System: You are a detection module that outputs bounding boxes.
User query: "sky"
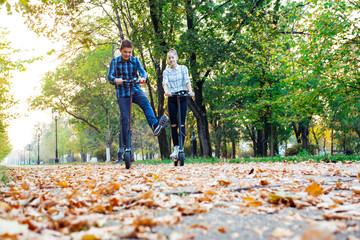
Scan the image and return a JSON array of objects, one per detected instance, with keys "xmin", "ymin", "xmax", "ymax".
[{"xmin": 1, "ymin": 9, "xmax": 62, "ymax": 151}]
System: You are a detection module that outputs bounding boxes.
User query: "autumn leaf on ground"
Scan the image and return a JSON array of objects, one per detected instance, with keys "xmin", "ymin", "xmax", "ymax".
[
  {"xmin": 243, "ymin": 197, "xmax": 263, "ymax": 207},
  {"xmin": 352, "ymin": 186, "xmax": 360, "ymax": 194},
  {"xmin": 56, "ymin": 180, "xmax": 70, "ymax": 187},
  {"xmin": 218, "ymin": 180, "xmax": 231, "ymax": 187},
  {"xmin": 260, "ymin": 179, "xmax": 270, "ymax": 185},
  {"xmin": 153, "ymin": 174, "xmax": 159, "ymax": 181},
  {"xmin": 0, "ymin": 201, "xmax": 11, "ymax": 212},
  {"xmin": 305, "ymin": 182, "xmax": 323, "ymax": 197}
]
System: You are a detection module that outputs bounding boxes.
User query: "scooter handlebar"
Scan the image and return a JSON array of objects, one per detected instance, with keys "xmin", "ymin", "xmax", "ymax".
[
  {"xmin": 121, "ymin": 77, "xmax": 147, "ymax": 84},
  {"xmin": 171, "ymin": 91, "xmax": 190, "ymax": 97}
]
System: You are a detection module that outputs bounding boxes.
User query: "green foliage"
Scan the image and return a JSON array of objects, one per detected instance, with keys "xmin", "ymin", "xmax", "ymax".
[
  {"xmin": 13, "ymin": 0, "xmax": 360, "ymax": 159},
  {"xmin": 30, "ymin": 45, "xmax": 119, "ymax": 151},
  {"xmin": 0, "ymin": 165, "xmax": 10, "ymax": 186},
  {"xmin": 0, "ymin": 131, "xmax": 12, "ymax": 162}
]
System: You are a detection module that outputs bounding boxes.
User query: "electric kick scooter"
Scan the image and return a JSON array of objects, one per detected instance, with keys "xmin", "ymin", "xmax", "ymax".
[
  {"xmin": 118, "ymin": 77, "xmax": 146, "ymax": 169},
  {"xmin": 171, "ymin": 91, "xmax": 190, "ymax": 166}
]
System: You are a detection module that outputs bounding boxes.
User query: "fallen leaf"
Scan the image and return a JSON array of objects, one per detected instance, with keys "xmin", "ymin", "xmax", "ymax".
[
  {"xmin": 56, "ymin": 180, "xmax": 70, "ymax": 187},
  {"xmin": 352, "ymin": 186, "xmax": 360, "ymax": 194},
  {"xmin": 187, "ymin": 224, "xmax": 208, "ymax": 230},
  {"xmin": 81, "ymin": 234, "xmax": 100, "ymax": 240},
  {"xmin": 260, "ymin": 179, "xmax": 270, "ymax": 185},
  {"xmin": 218, "ymin": 180, "xmax": 231, "ymax": 187},
  {"xmin": 0, "ymin": 201, "xmax": 11, "ymax": 212},
  {"xmin": 305, "ymin": 182, "xmax": 323, "ymax": 197}
]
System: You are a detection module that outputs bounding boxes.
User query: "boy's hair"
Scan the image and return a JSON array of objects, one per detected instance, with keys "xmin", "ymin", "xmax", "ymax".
[{"xmin": 120, "ymin": 39, "xmax": 133, "ymax": 49}]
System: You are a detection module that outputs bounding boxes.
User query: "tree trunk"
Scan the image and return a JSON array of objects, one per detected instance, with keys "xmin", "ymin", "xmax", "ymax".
[
  {"xmin": 263, "ymin": 122, "xmax": 268, "ymax": 157},
  {"xmin": 222, "ymin": 127, "xmax": 227, "ymax": 158},
  {"xmin": 106, "ymin": 144, "xmax": 111, "ymax": 162},
  {"xmin": 188, "ymin": 99, "xmax": 212, "ymax": 157},
  {"xmin": 213, "ymin": 120, "xmax": 221, "ymax": 158},
  {"xmin": 231, "ymin": 138, "xmax": 236, "ymax": 159},
  {"xmin": 331, "ymin": 129, "xmax": 334, "ymax": 156},
  {"xmin": 292, "ymin": 116, "xmax": 312, "ymax": 151},
  {"xmin": 185, "ymin": 0, "xmax": 212, "ymax": 157},
  {"xmin": 301, "ymin": 124, "xmax": 309, "ymax": 150},
  {"xmin": 311, "ymin": 127, "xmax": 319, "ymax": 155},
  {"xmin": 246, "ymin": 125, "xmax": 257, "ymax": 156},
  {"xmin": 292, "ymin": 122, "xmax": 302, "ymax": 144},
  {"xmin": 270, "ymin": 122, "xmax": 274, "ymax": 157},
  {"xmin": 148, "ymin": 0, "xmax": 170, "ymax": 159},
  {"xmin": 256, "ymin": 129, "xmax": 263, "ymax": 157}
]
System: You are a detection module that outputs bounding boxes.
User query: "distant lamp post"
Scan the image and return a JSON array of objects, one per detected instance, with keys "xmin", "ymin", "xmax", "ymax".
[
  {"xmin": 37, "ymin": 128, "xmax": 42, "ymax": 165},
  {"xmin": 53, "ymin": 111, "xmax": 60, "ymax": 163}
]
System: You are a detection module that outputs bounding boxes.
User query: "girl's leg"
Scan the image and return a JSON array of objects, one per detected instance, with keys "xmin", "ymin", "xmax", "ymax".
[
  {"xmin": 168, "ymin": 96, "xmax": 179, "ymax": 146},
  {"xmin": 179, "ymin": 97, "xmax": 187, "ymax": 146}
]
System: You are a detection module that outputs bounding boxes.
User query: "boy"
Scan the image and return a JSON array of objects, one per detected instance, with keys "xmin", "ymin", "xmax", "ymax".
[{"xmin": 107, "ymin": 39, "xmax": 168, "ymax": 161}]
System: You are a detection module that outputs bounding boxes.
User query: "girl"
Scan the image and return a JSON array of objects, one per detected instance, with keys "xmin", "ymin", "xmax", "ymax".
[{"xmin": 163, "ymin": 48, "xmax": 195, "ymax": 158}]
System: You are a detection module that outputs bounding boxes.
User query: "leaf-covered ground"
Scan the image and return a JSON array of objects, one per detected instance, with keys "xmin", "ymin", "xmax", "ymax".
[{"xmin": 0, "ymin": 161, "xmax": 359, "ymax": 240}]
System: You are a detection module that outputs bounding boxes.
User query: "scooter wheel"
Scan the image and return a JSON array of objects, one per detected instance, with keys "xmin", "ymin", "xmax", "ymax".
[
  {"xmin": 179, "ymin": 152, "xmax": 185, "ymax": 166},
  {"xmin": 125, "ymin": 152, "xmax": 131, "ymax": 169}
]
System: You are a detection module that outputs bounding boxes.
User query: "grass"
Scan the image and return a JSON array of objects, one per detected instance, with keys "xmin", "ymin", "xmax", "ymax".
[
  {"xmin": 14, "ymin": 154, "xmax": 360, "ymax": 166},
  {"xmin": 0, "ymin": 165, "xmax": 10, "ymax": 186},
  {"xmin": 134, "ymin": 153, "xmax": 360, "ymax": 165}
]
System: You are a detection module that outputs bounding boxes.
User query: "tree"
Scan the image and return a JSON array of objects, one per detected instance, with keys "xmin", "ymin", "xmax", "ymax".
[
  {"xmin": 31, "ymin": 46, "xmax": 119, "ymax": 161},
  {"xmin": 0, "ymin": 29, "xmax": 28, "ymax": 161}
]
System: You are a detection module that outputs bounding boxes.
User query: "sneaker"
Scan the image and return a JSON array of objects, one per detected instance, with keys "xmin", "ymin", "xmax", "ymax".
[
  {"xmin": 170, "ymin": 146, "xmax": 179, "ymax": 158},
  {"xmin": 153, "ymin": 115, "xmax": 168, "ymax": 136},
  {"xmin": 112, "ymin": 150, "xmax": 124, "ymax": 164}
]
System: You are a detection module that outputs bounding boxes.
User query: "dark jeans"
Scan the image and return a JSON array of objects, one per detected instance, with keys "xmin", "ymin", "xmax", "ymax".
[
  {"xmin": 168, "ymin": 96, "xmax": 187, "ymax": 147},
  {"xmin": 117, "ymin": 90, "xmax": 157, "ymax": 147}
]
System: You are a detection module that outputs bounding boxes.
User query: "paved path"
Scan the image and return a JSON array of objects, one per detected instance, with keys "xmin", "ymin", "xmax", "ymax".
[{"xmin": 0, "ymin": 162, "xmax": 359, "ymax": 239}]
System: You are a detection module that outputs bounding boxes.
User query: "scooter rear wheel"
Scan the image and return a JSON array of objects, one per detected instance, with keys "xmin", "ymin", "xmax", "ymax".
[
  {"xmin": 125, "ymin": 151, "xmax": 131, "ymax": 169},
  {"xmin": 179, "ymin": 152, "xmax": 185, "ymax": 166}
]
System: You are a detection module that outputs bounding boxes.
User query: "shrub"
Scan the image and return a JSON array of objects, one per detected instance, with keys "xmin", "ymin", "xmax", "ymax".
[
  {"xmin": 285, "ymin": 143, "xmax": 318, "ymax": 156},
  {"xmin": 93, "ymin": 144, "xmax": 118, "ymax": 162}
]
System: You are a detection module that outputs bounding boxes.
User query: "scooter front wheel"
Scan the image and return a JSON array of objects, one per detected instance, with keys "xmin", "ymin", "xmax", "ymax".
[
  {"xmin": 125, "ymin": 151, "xmax": 131, "ymax": 169},
  {"xmin": 179, "ymin": 152, "xmax": 185, "ymax": 166}
]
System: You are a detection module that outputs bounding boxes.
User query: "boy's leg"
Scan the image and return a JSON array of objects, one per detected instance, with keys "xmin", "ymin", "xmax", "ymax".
[
  {"xmin": 133, "ymin": 90, "xmax": 168, "ymax": 136},
  {"xmin": 117, "ymin": 97, "xmax": 130, "ymax": 148}
]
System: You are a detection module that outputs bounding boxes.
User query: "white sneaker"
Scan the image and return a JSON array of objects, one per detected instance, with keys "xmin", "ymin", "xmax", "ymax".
[{"xmin": 170, "ymin": 146, "xmax": 179, "ymax": 158}]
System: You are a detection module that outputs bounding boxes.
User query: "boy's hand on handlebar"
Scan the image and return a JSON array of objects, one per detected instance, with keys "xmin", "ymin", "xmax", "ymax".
[
  {"xmin": 115, "ymin": 78, "xmax": 123, "ymax": 85},
  {"xmin": 165, "ymin": 92, "xmax": 172, "ymax": 97},
  {"xmin": 139, "ymin": 77, "xmax": 147, "ymax": 84},
  {"xmin": 188, "ymin": 91, "xmax": 195, "ymax": 97}
]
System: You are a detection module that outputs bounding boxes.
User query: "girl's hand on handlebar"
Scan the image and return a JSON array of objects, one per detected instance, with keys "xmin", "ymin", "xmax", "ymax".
[
  {"xmin": 115, "ymin": 78, "xmax": 123, "ymax": 85},
  {"xmin": 165, "ymin": 92, "xmax": 172, "ymax": 97},
  {"xmin": 188, "ymin": 91, "xmax": 195, "ymax": 97}
]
